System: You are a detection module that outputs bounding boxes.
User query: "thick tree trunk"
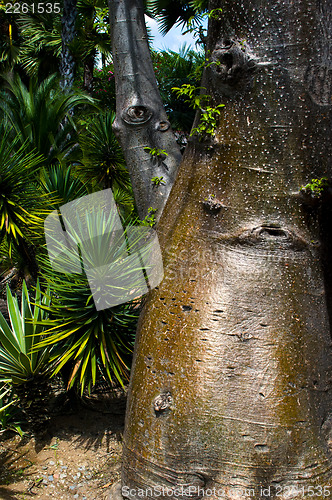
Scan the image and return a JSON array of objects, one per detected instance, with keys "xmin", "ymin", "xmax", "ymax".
[
  {"xmin": 109, "ymin": 0, "xmax": 182, "ymax": 220},
  {"xmin": 60, "ymin": 0, "xmax": 77, "ymax": 92},
  {"xmin": 117, "ymin": 0, "xmax": 332, "ymax": 497}
]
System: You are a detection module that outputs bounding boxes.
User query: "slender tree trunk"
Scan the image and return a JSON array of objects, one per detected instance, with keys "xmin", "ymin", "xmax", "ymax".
[
  {"xmin": 109, "ymin": 0, "xmax": 182, "ymax": 220},
  {"xmin": 114, "ymin": 0, "xmax": 332, "ymax": 497},
  {"xmin": 83, "ymin": 51, "xmax": 95, "ymax": 93},
  {"xmin": 60, "ymin": 0, "xmax": 77, "ymax": 92}
]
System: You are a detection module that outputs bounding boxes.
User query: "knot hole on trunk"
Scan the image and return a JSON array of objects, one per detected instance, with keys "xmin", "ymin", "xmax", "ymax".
[
  {"xmin": 154, "ymin": 392, "xmax": 173, "ymax": 416},
  {"xmin": 122, "ymin": 105, "xmax": 153, "ymax": 125},
  {"xmin": 210, "ymin": 39, "xmax": 258, "ymax": 93}
]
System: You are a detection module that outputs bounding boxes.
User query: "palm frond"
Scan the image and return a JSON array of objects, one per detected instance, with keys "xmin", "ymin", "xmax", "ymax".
[
  {"xmin": 0, "ymin": 123, "xmax": 48, "ymax": 256},
  {"xmin": 0, "ymin": 74, "xmax": 96, "ymax": 164},
  {"xmin": 146, "ymin": 0, "xmax": 205, "ymax": 35}
]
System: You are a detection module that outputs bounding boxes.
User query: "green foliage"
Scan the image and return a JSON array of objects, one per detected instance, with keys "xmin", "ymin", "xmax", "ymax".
[
  {"xmin": 40, "ymin": 163, "xmax": 89, "ymax": 208},
  {"xmin": 35, "ymin": 210, "xmax": 150, "ymax": 394},
  {"xmin": 93, "ymin": 65, "xmax": 116, "ymax": 109},
  {"xmin": 146, "ymin": 0, "xmax": 207, "ymax": 36},
  {"xmin": 0, "ymin": 0, "xmax": 111, "ymax": 84},
  {"xmin": 78, "ymin": 111, "xmax": 130, "ymax": 189},
  {"xmin": 152, "ymin": 47, "xmax": 205, "ymax": 133},
  {"xmin": 144, "ymin": 146, "xmax": 168, "ymax": 158},
  {"xmin": 191, "ymin": 104, "xmax": 225, "ymax": 137},
  {"xmin": 72, "ymin": 0, "xmax": 112, "ymax": 76},
  {"xmin": 0, "ymin": 74, "xmax": 95, "ymax": 163},
  {"xmin": 172, "ymin": 83, "xmax": 209, "ymax": 108},
  {"xmin": 0, "ymin": 13, "xmax": 21, "ymax": 75},
  {"xmin": 0, "ymin": 280, "xmax": 57, "ymax": 433},
  {"xmin": 205, "ymin": 7, "xmax": 223, "ymax": 19},
  {"xmin": 78, "ymin": 110, "xmax": 135, "ymax": 218},
  {"xmin": 16, "ymin": 12, "xmax": 62, "ymax": 79},
  {"xmin": 151, "ymin": 176, "xmax": 166, "ymax": 186},
  {"xmin": 172, "ymin": 83, "xmax": 225, "ymax": 139},
  {"xmin": 301, "ymin": 177, "xmax": 329, "ymax": 198},
  {"xmin": 35, "ymin": 277, "xmax": 138, "ymax": 394},
  {"xmin": 0, "ymin": 123, "xmax": 46, "ymax": 257},
  {"xmin": 0, "ymin": 383, "xmax": 25, "ymax": 436},
  {"xmin": 140, "ymin": 207, "xmax": 157, "ymax": 227},
  {"xmin": 0, "ymin": 280, "xmax": 53, "ymax": 386}
]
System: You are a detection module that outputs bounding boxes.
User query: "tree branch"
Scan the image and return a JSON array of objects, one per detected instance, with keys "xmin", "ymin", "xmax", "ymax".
[{"xmin": 109, "ymin": 0, "xmax": 182, "ymax": 221}]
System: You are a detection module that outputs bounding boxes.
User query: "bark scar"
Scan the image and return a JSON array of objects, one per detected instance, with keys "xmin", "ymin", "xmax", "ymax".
[
  {"xmin": 154, "ymin": 392, "xmax": 173, "ymax": 414},
  {"xmin": 210, "ymin": 39, "xmax": 259, "ymax": 93}
]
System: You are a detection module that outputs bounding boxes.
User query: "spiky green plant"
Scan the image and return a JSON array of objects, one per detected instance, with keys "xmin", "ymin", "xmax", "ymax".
[
  {"xmin": 36, "ymin": 209, "xmax": 153, "ymax": 394},
  {"xmin": 0, "ymin": 383, "xmax": 24, "ymax": 437},
  {"xmin": 0, "ymin": 281, "xmax": 55, "ymax": 433},
  {"xmin": 0, "ymin": 74, "xmax": 95, "ymax": 164},
  {"xmin": 40, "ymin": 163, "xmax": 89, "ymax": 208},
  {"xmin": 78, "ymin": 111, "xmax": 131, "ymax": 190},
  {"xmin": 36, "ymin": 266, "xmax": 139, "ymax": 395},
  {"xmin": 0, "ymin": 123, "xmax": 46, "ymax": 267}
]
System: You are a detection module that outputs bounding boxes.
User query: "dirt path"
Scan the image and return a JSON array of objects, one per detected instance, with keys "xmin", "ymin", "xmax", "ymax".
[{"xmin": 0, "ymin": 401, "xmax": 125, "ymax": 499}]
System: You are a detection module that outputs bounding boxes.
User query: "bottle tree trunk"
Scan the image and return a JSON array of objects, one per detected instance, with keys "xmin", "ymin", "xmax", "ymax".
[{"xmin": 114, "ymin": 0, "xmax": 332, "ymax": 497}]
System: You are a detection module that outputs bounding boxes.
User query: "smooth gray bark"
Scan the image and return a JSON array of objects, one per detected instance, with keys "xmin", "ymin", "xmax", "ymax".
[{"xmin": 109, "ymin": 0, "xmax": 182, "ymax": 221}]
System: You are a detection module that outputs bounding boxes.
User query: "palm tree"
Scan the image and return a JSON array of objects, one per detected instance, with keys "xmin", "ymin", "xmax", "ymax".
[
  {"xmin": 17, "ymin": 12, "xmax": 62, "ymax": 80},
  {"xmin": 72, "ymin": 0, "xmax": 112, "ymax": 92}
]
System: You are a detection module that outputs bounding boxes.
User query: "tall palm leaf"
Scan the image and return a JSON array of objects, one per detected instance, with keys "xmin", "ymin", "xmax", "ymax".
[{"xmin": 16, "ymin": 12, "xmax": 62, "ymax": 79}]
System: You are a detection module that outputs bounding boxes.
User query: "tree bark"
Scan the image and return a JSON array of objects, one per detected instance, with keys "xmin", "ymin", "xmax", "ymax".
[
  {"xmin": 83, "ymin": 51, "xmax": 95, "ymax": 93},
  {"xmin": 117, "ymin": 0, "xmax": 332, "ymax": 497},
  {"xmin": 60, "ymin": 0, "xmax": 77, "ymax": 92},
  {"xmin": 109, "ymin": 0, "xmax": 182, "ymax": 220}
]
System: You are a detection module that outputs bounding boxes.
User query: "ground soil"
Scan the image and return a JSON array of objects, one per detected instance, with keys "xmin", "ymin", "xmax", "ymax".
[{"xmin": 0, "ymin": 392, "xmax": 126, "ymax": 500}]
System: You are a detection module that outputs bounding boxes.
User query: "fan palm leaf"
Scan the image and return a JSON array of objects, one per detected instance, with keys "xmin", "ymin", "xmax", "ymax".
[{"xmin": 146, "ymin": 0, "xmax": 207, "ymax": 35}]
